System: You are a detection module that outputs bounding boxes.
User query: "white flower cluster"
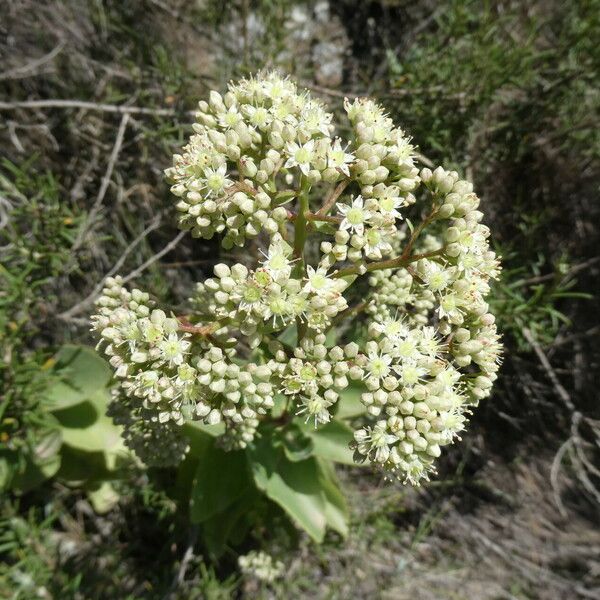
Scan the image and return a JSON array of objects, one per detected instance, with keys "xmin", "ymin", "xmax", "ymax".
[
  {"xmin": 195, "ymin": 234, "xmax": 348, "ymax": 342},
  {"xmin": 92, "ymin": 72, "xmax": 502, "ymax": 482},
  {"xmin": 91, "ymin": 277, "xmax": 277, "ymax": 463},
  {"xmin": 270, "ymin": 334, "xmax": 362, "ymax": 426},
  {"xmin": 351, "ymin": 167, "xmax": 502, "ymax": 482},
  {"xmin": 319, "ymin": 98, "xmax": 419, "ymax": 266},
  {"xmin": 166, "ymin": 72, "xmax": 339, "ymax": 249},
  {"xmin": 238, "ymin": 550, "xmax": 284, "ymax": 584}
]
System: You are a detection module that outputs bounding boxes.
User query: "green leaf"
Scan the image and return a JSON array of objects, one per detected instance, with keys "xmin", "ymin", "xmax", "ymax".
[
  {"xmin": 278, "ymin": 425, "xmax": 315, "ymax": 462},
  {"xmin": 335, "ymin": 383, "xmax": 366, "ymax": 420},
  {"xmin": 190, "ymin": 439, "xmax": 250, "ymax": 524},
  {"xmin": 301, "ymin": 420, "xmax": 356, "ymax": 466},
  {"xmin": 173, "ymin": 424, "xmax": 214, "ymax": 505},
  {"xmin": 271, "ymin": 394, "xmax": 287, "ymax": 418},
  {"xmin": 7, "ymin": 425, "xmax": 62, "ymax": 492},
  {"xmin": 248, "ymin": 431, "xmax": 327, "ymax": 542},
  {"xmin": 183, "ymin": 420, "xmax": 226, "ymax": 439},
  {"xmin": 11, "ymin": 452, "xmax": 61, "ymax": 492},
  {"xmin": 57, "ymin": 445, "xmax": 114, "ymax": 484},
  {"xmin": 52, "ymin": 390, "xmax": 125, "ymax": 458},
  {"xmin": 201, "ymin": 486, "xmax": 259, "ymax": 558},
  {"xmin": 42, "ymin": 345, "xmax": 112, "ymax": 410},
  {"xmin": 277, "ymin": 325, "xmax": 297, "ymax": 348},
  {"xmin": 258, "ymin": 457, "xmax": 327, "ymax": 542},
  {"xmin": 87, "ymin": 481, "xmax": 120, "ymax": 513},
  {"xmin": 317, "ymin": 458, "xmax": 349, "ymax": 537},
  {"xmin": 0, "ymin": 457, "xmax": 11, "ymax": 491},
  {"xmin": 52, "ymin": 388, "xmax": 129, "ymax": 485},
  {"xmin": 275, "ymin": 189, "xmax": 296, "ymax": 203},
  {"xmin": 32, "ymin": 424, "xmax": 63, "ymax": 462}
]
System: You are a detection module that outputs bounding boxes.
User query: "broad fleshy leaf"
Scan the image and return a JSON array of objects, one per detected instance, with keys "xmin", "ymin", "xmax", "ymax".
[
  {"xmin": 42, "ymin": 345, "xmax": 112, "ymax": 410},
  {"xmin": 190, "ymin": 439, "xmax": 251, "ymax": 524}
]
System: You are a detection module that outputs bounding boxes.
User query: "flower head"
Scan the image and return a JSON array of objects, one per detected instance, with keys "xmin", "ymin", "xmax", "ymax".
[
  {"xmin": 285, "ymin": 140, "xmax": 315, "ymax": 175},
  {"xmin": 338, "ymin": 195, "xmax": 370, "ymax": 236}
]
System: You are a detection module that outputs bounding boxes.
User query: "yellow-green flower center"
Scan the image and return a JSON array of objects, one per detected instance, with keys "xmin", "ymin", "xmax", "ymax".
[{"xmin": 347, "ymin": 208, "xmax": 364, "ymax": 225}]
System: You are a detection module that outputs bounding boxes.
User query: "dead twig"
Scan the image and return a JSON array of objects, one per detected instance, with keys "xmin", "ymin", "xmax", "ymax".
[
  {"xmin": 118, "ymin": 230, "xmax": 186, "ymax": 285},
  {"xmin": 524, "ymin": 328, "xmax": 600, "ymax": 514},
  {"xmin": 70, "ymin": 113, "xmax": 130, "ymax": 260},
  {"xmin": 0, "ymin": 42, "xmax": 65, "ymax": 81},
  {"xmin": 164, "ymin": 525, "xmax": 199, "ymax": 599},
  {"xmin": 522, "ymin": 328, "xmax": 574, "ymax": 412},
  {"xmin": 316, "ymin": 180, "xmax": 349, "ymax": 216},
  {"xmin": 58, "ymin": 215, "xmax": 162, "ymax": 320},
  {"xmin": 518, "ymin": 256, "xmax": 600, "ymax": 287},
  {"xmin": 550, "ymin": 438, "xmax": 571, "ymax": 517},
  {"xmin": 0, "ymin": 99, "xmax": 193, "ymax": 117}
]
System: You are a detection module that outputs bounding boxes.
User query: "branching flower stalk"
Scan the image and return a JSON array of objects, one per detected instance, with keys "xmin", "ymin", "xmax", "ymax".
[{"xmin": 91, "ymin": 72, "xmax": 503, "ymax": 484}]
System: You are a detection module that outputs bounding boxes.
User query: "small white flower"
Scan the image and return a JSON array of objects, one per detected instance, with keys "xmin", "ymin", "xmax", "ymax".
[
  {"xmin": 363, "ymin": 227, "xmax": 387, "ymax": 258},
  {"xmin": 327, "ymin": 138, "xmax": 354, "ymax": 176},
  {"xmin": 264, "ymin": 291, "xmax": 293, "ymax": 326},
  {"xmin": 284, "ymin": 139, "xmax": 315, "ymax": 175},
  {"xmin": 393, "ymin": 335, "xmax": 421, "ymax": 360},
  {"xmin": 418, "ymin": 327, "xmax": 444, "ymax": 358},
  {"xmin": 300, "ymin": 101, "xmax": 332, "ymax": 136},
  {"xmin": 158, "ymin": 333, "xmax": 191, "ymax": 366},
  {"xmin": 378, "ymin": 193, "xmax": 403, "ymax": 221},
  {"xmin": 394, "ymin": 360, "xmax": 427, "ymax": 386},
  {"xmin": 392, "ymin": 130, "xmax": 414, "ymax": 160},
  {"xmin": 437, "ymin": 292, "xmax": 465, "ymax": 321},
  {"xmin": 365, "ymin": 351, "xmax": 392, "ymax": 380},
  {"xmin": 282, "ymin": 361, "xmax": 319, "ymax": 396},
  {"xmin": 338, "ymin": 195, "xmax": 370, "ymax": 236},
  {"xmin": 304, "ymin": 265, "xmax": 335, "ymax": 295},
  {"xmin": 260, "ymin": 238, "xmax": 294, "ymax": 279},
  {"xmin": 263, "ymin": 75, "xmax": 294, "ymax": 101},
  {"xmin": 374, "ymin": 316, "xmax": 409, "ymax": 341},
  {"xmin": 218, "ymin": 106, "xmax": 243, "ymax": 129},
  {"xmin": 244, "ymin": 105, "xmax": 272, "ymax": 129},
  {"xmin": 296, "ymin": 394, "xmax": 332, "ymax": 427},
  {"xmin": 422, "ymin": 262, "xmax": 452, "ymax": 292},
  {"xmin": 271, "ymin": 97, "xmax": 299, "ymax": 123},
  {"xmin": 203, "ymin": 164, "xmax": 232, "ymax": 196},
  {"xmin": 435, "ymin": 366, "xmax": 462, "ymax": 391},
  {"xmin": 238, "ymin": 281, "xmax": 263, "ymax": 311}
]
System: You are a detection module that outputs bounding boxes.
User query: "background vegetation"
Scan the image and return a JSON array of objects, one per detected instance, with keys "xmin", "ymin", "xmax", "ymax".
[{"xmin": 1, "ymin": 0, "xmax": 598, "ymax": 598}]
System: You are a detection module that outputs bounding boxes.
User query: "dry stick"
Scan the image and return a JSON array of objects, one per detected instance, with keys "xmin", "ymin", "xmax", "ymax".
[
  {"xmin": 316, "ymin": 179, "xmax": 349, "ymax": 216},
  {"xmin": 519, "ymin": 256, "xmax": 600, "ymax": 287},
  {"xmin": 165, "ymin": 524, "xmax": 199, "ymax": 599},
  {"xmin": 550, "ymin": 438, "xmax": 571, "ymax": 517},
  {"xmin": 522, "ymin": 328, "xmax": 600, "ymax": 514},
  {"xmin": 176, "ymin": 317, "xmax": 218, "ymax": 336},
  {"xmin": 464, "ymin": 524, "xmax": 593, "ymax": 598},
  {"xmin": 522, "ymin": 328, "xmax": 574, "ymax": 412},
  {"xmin": 305, "ymin": 82, "xmax": 467, "ymax": 102},
  {"xmin": 570, "ymin": 414, "xmax": 600, "ymax": 505},
  {"xmin": 71, "ymin": 113, "xmax": 130, "ymax": 254},
  {"xmin": 119, "ymin": 230, "xmax": 186, "ymax": 285},
  {"xmin": 333, "ymin": 300, "xmax": 370, "ymax": 325},
  {"xmin": 332, "ymin": 205, "xmax": 441, "ymax": 278},
  {"xmin": 0, "ymin": 99, "xmax": 194, "ymax": 117},
  {"xmin": 58, "ymin": 216, "xmax": 162, "ymax": 320},
  {"xmin": 177, "ymin": 318, "xmax": 231, "ymax": 351},
  {"xmin": 415, "ymin": 152, "xmax": 435, "ymax": 168},
  {"xmin": 0, "ymin": 42, "xmax": 65, "ymax": 81}
]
